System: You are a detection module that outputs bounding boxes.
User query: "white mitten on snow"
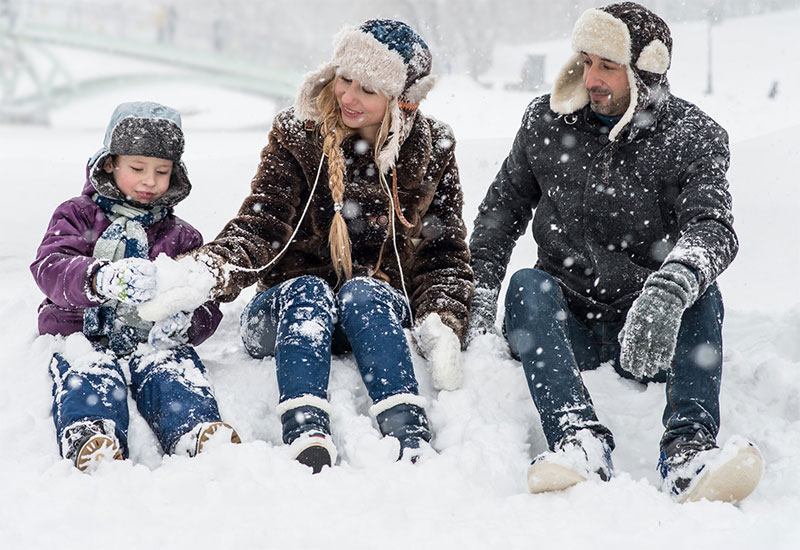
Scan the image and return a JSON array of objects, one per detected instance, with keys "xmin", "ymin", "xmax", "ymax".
[
  {"xmin": 148, "ymin": 311, "xmax": 193, "ymax": 350},
  {"xmin": 94, "ymin": 257, "xmax": 157, "ymax": 305},
  {"xmin": 137, "ymin": 254, "xmax": 218, "ymax": 322},
  {"xmin": 413, "ymin": 313, "xmax": 463, "ymax": 391}
]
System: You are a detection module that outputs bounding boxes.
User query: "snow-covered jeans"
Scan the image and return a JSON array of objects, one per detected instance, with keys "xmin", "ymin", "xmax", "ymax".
[
  {"xmin": 504, "ymin": 268, "xmax": 723, "ymax": 453},
  {"xmin": 240, "ymin": 275, "xmax": 421, "ymax": 411},
  {"xmin": 49, "ymin": 343, "xmax": 224, "ymax": 457}
]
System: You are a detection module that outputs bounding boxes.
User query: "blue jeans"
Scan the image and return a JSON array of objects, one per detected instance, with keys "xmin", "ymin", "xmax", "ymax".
[
  {"xmin": 50, "ymin": 343, "xmax": 223, "ymax": 456},
  {"xmin": 504, "ymin": 268, "xmax": 723, "ymax": 452},
  {"xmin": 240, "ymin": 276, "xmax": 420, "ymax": 406}
]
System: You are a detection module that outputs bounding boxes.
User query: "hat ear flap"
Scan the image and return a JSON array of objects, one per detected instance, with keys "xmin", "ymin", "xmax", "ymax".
[
  {"xmin": 635, "ymin": 39, "xmax": 670, "ymax": 74},
  {"xmin": 403, "ymin": 74, "xmax": 437, "ymax": 105},
  {"xmin": 294, "ymin": 64, "xmax": 337, "ymax": 122}
]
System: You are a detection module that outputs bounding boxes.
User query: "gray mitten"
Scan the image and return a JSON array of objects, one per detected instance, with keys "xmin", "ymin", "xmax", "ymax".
[
  {"xmin": 467, "ymin": 287, "xmax": 500, "ymax": 344},
  {"xmin": 619, "ymin": 263, "xmax": 699, "ymax": 379}
]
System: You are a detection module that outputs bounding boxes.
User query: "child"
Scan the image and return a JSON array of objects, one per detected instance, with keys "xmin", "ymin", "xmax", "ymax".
[
  {"xmin": 31, "ymin": 101, "xmax": 239, "ymax": 472},
  {"xmin": 170, "ymin": 20, "xmax": 473, "ymax": 472}
]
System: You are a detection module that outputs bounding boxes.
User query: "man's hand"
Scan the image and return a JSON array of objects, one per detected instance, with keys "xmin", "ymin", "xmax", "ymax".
[
  {"xmin": 466, "ymin": 287, "xmax": 500, "ymax": 345},
  {"xmin": 619, "ymin": 263, "xmax": 699, "ymax": 379},
  {"xmin": 94, "ymin": 258, "xmax": 157, "ymax": 305}
]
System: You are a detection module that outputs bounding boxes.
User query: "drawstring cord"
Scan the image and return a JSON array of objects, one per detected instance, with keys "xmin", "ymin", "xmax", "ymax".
[{"xmin": 379, "ymin": 167, "xmax": 414, "ymax": 325}]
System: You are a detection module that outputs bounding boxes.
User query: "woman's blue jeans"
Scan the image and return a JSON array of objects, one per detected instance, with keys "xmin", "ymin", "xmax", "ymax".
[
  {"xmin": 504, "ymin": 268, "xmax": 723, "ymax": 453},
  {"xmin": 240, "ymin": 276, "xmax": 420, "ymax": 406}
]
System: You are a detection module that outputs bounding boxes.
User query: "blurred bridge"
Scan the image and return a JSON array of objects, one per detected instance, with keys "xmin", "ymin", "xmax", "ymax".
[{"xmin": 0, "ymin": 0, "xmax": 303, "ymax": 123}]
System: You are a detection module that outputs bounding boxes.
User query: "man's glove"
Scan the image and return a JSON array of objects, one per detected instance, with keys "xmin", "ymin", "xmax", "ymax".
[
  {"xmin": 148, "ymin": 311, "xmax": 193, "ymax": 350},
  {"xmin": 413, "ymin": 313, "xmax": 463, "ymax": 391},
  {"xmin": 94, "ymin": 258, "xmax": 157, "ymax": 305},
  {"xmin": 619, "ymin": 263, "xmax": 700, "ymax": 379},
  {"xmin": 466, "ymin": 287, "xmax": 500, "ymax": 344}
]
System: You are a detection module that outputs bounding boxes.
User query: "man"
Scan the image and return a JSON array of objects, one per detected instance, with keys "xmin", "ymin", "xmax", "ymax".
[{"xmin": 469, "ymin": 2, "xmax": 762, "ymax": 504}]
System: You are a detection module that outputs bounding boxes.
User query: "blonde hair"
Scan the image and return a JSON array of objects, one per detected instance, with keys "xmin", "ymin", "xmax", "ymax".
[{"xmin": 316, "ymin": 77, "xmax": 393, "ymax": 282}]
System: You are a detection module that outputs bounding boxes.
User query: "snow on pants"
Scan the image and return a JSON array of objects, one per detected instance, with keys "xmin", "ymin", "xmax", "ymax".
[
  {"xmin": 50, "ymin": 343, "xmax": 223, "ymax": 456},
  {"xmin": 240, "ymin": 275, "xmax": 420, "ymax": 406},
  {"xmin": 503, "ymin": 268, "xmax": 723, "ymax": 453}
]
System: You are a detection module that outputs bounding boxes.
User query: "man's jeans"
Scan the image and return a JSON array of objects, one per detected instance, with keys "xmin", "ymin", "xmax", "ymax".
[
  {"xmin": 240, "ymin": 275, "xmax": 420, "ymax": 406},
  {"xmin": 504, "ymin": 268, "xmax": 723, "ymax": 452}
]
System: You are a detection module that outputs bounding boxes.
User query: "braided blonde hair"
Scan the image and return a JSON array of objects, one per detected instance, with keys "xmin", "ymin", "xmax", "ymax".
[{"xmin": 316, "ymin": 77, "xmax": 393, "ymax": 282}]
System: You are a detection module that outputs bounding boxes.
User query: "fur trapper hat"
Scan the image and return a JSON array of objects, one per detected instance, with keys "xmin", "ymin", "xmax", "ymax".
[
  {"xmin": 294, "ymin": 19, "xmax": 436, "ymax": 172},
  {"xmin": 550, "ymin": 2, "xmax": 673, "ymax": 141},
  {"xmin": 88, "ymin": 101, "xmax": 191, "ymax": 208}
]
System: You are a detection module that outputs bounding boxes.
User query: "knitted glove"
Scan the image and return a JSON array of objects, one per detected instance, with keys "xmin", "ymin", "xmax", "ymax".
[
  {"xmin": 94, "ymin": 258, "xmax": 157, "ymax": 305},
  {"xmin": 619, "ymin": 263, "xmax": 700, "ymax": 379},
  {"xmin": 467, "ymin": 287, "xmax": 500, "ymax": 344},
  {"xmin": 413, "ymin": 313, "xmax": 463, "ymax": 391},
  {"xmin": 148, "ymin": 311, "xmax": 193, "ymax": 350}
]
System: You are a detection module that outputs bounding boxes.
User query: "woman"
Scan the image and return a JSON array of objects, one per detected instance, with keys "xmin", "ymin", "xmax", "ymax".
[{"xmin": 191, "ymin": 19, "xmax": 472, "ymax": 471}]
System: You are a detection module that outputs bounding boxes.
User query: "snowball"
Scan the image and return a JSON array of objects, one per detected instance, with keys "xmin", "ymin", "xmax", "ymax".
[{"xmin": 137, "ymin": 254, "xmax": 216, "ymax": 322}]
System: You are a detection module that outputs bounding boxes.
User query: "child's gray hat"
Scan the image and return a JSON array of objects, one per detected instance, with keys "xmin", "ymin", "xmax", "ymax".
[{"xmin": 89, "ymin": 101, "xmax": 191, "ymax": 208}]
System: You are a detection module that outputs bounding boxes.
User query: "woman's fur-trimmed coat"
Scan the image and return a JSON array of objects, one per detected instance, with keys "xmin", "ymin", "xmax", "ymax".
[{"xmin": 200, "ymin": 108, "xmax": 473, "ymax": 342}]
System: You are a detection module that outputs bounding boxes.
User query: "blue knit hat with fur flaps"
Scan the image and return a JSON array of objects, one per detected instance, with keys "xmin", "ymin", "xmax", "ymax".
[{"xmin": 294, "ymin": 19, "xmax": 436, "ymax": 172}]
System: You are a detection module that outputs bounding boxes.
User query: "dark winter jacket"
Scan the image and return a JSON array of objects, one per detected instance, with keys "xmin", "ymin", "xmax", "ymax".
[
  {"xmin": 470, "ymin": 92, "xmax": 737, "ymax": 322},
  {"xmin": 197, "ymin": 107, "xmax": 473, "ymax": 342},
  {"xmin": 31, "ymin": 175, "xmax": 222, "ymax": 345}
]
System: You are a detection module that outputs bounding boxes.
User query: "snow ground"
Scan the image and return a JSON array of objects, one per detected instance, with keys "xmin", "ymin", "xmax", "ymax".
[{"xmin": 1, "ymin": 7, "xmax": 799, "ymax": 550}]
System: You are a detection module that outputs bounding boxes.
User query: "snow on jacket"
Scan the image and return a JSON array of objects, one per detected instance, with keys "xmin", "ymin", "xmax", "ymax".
[
  {"xmin": 470, "ymin": 92, "xmax": 737, "ymax": 322},
  {"xmin": 197, "ymin": 107, "xmax": 473, "ymax": 343},
  {"xmin": 31, "ymin": 173, "xmax": 222, "ymax": 345}
]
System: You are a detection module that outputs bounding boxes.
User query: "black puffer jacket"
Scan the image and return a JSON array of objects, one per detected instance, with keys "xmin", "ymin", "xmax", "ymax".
[{"xmin": 470, "ymin": 92, "xmax": 737, "ymax": 322}]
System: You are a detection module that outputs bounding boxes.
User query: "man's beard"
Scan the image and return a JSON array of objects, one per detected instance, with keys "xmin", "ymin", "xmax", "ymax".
[{"xmin": 588, "ymin": 87, "xmax": 631, "ymax": 116}]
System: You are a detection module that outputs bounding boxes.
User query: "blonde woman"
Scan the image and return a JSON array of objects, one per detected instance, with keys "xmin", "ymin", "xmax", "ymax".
[{"xmin": 189, "ymin": 19, "xmax": 472, "ymax": 471}]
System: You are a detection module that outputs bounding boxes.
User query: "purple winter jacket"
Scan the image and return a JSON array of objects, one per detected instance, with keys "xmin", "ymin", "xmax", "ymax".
[{"xmin": 31, "ymin": 177, "xmax": 222, "ymax": 346}]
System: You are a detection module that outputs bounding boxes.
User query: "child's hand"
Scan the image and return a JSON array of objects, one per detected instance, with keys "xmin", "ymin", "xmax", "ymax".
[
  {"xmin": 94, "ymin": 258, "xmax": 157, "ymax": 304},
  {"xmin": 413, "ymin": 313, "xmax": 463, "ymax": 391},
  {"xmin": 148, "ymin": 311, "xmax": 193, "ymax": 350}
]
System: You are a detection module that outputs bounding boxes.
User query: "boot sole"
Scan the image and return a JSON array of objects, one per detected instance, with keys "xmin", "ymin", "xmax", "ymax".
[
  {"xmin": 197, "ymin": 422, "xmax": 242, "ymax": 454},
  {"xmin": 527, "ymin": 461, "xmax": 587, "ymax": 494},
  {"xmin": 75, "ymin": 434, "xmax": 122, "ymax": 472},
  {"xmin": 296, "ymin": 444, "xmax": 332, "ymax": 474},
  {"xmin": 681, "ymin": 445, "xmax": 764, "ymax": 504}
]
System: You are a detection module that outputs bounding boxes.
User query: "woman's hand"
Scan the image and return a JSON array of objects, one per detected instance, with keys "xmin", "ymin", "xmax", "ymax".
[{"xmin": 413, "ymin": 313, "xmax": 463, "ymax": 391}]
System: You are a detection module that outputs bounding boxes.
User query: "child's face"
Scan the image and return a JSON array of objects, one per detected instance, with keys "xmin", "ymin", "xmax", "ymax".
[{"xmin": 104, "ymin": 155, "xmax": 173, "ymax": 204}]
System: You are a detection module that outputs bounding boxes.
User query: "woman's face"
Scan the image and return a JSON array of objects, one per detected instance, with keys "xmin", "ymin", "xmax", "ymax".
[{"xmin": 334, "ymin": 75, "xmax": 388, "ymax": 143}]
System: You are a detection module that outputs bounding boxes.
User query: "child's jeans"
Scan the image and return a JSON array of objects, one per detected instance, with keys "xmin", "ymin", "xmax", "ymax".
[
  {"xmin": 50, "ymin": 342, "xmax": 224, "ymax": 457},
  {"xmin": 240, "ymin": 275, "xmax": 420, "ymax": 407}
]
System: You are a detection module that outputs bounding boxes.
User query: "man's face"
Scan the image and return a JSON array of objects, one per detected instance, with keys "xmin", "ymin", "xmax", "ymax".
[{"xmin": 581, "ymin": 52, "xmax": 631, "ymax": 116}]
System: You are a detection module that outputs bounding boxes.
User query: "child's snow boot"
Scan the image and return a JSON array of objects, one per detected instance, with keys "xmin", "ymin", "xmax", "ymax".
[
  {"xmin": 174, "ymin": 421, "xmax": 241, "ymax": 457},
  {"xmin": 659, "ymin": 431, "xmax": 763, "ymax": 504},
  {"xmin": 280, "ymin": 400, "xmax": 337, "ymax": 473},
  {"xmin": 527, "ymin": 429, "xmax": 614, "ymax": 493},
  {"xmin": 62, "ymin": 419, "xmax": 124, "ymax": 472},
  {"xmin": 374, "ymin": 401, "xmax": 434, "ymax": 464}
]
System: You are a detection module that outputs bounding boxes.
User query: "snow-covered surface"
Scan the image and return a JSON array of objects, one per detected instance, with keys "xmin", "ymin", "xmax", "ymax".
[{"xmin": 2, "ymin": 8, "xmax": 800, "ymax": 550}]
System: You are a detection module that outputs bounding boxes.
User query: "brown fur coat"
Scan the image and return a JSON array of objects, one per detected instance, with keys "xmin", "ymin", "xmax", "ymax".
[{"xmin": 200, "ymin": 107, "xmax": 473, "ymax": 342}]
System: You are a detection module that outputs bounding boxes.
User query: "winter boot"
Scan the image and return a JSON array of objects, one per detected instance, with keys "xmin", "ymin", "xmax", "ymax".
[
  {"xmin": 174, "ymin": 421, "xmax": 242, "ymax": 457},
  {"xmin": 281, "ymin": 403, "xmax": 337, "ymax": 473},
  {"xmin": 527, "ymin": 429, "xmax": 614, "ymax": 494},
  {"xmin": 375, "ymin": 402, "xmax": 434, "ymax": 464},
  {"xmin": 659, "ymin": 431, "xmax": 763, "ymax": 504},
  {"xmin": 62, "ymin": 419, "xmax": 124, "ymax": 473}
]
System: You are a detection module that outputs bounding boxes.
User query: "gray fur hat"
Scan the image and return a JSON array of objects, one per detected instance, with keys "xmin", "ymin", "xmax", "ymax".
[
  {"xmin": 294, "ymin": 19, "xmax": 436, "ymax": 172},
  {"xmin": 89, "ymin": 101, "xmax": 191, "ymax": 208},
  {"xmin": 550, "ymin": 2, "xmax": 673, "ymax": 141}
]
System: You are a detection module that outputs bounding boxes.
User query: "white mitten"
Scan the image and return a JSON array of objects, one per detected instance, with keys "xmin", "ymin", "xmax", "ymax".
[
  {"xmin": 148, "ymin": 311, "xmax": 193, "ymax": 350},
  {"xmin": 94, "ymin": 257, "xmax": 157, "ymax": 305},
  {"xmin": 413, "ymin": 313, "xmax": 463, "ymax": 391}
]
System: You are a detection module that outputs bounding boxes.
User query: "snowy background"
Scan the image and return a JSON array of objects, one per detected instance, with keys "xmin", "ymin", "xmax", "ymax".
[{"xmin": 1, "ymin": 2, "xmax": 799, "ymax": 549}]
